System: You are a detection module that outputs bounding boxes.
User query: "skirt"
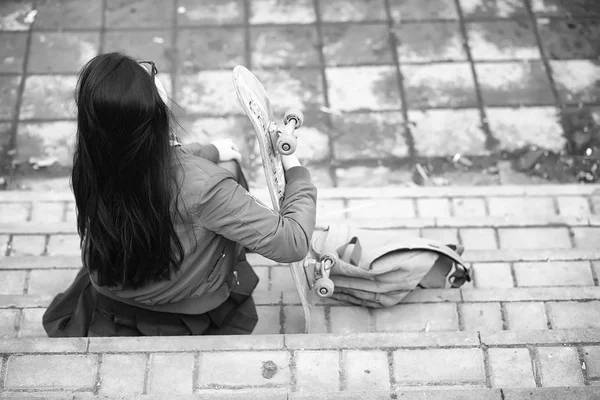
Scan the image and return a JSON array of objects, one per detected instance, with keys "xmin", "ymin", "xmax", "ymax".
[{"xmin": 42, "ymin": 258, "xmax": 259, "ymax": 337}]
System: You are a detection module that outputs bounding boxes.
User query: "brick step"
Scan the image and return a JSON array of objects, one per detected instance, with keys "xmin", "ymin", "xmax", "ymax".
[
  {"xmin": 0, "ymin": 330, "xmax": 599, "ymax": 397},
  {"xmin": 3, "ymin": 287, "xmax": 600, "ymax": 338},
  {"xmin": 2, "ymin": 388, "xmax": 600, "ymax": 400}
]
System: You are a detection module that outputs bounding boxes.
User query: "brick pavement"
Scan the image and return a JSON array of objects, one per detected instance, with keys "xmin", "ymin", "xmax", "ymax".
[
  {"xmin": 0, "ymin": 0, "xmax": 599, "ymax": 188},
  {"xmin": 1, "ymin": 184, "xmax": 600, "ymax": 396}
]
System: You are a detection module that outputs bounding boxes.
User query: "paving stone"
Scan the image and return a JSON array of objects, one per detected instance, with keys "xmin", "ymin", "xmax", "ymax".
[
  {"xmin": 15, "ymin": 121, "xmax": 76, "ymax": 169},
  {"xmin": 4, "ymin": 355, "xmax": 98, "ymax": 390},
  {"xmin": 330, "ymin": 306, "xmax": 371, "ymax": 334},
  {"xmin": 177, "ymin": 28, "xmax": 243, "ymax": 71},
  {"xmin": 345, "ymin": 199, "xmax": 414, "ymax": 219},
  {"xmin": 583, "ymin": 347, "xmax": 600, "ymax": 380},
  {"xmin": 249, "ymin": 0, "xmax": 315, "ymax": 24},
  {"xmin": 29, "ymin": 202, "xmax": 65, "ymax": 223},
  {"xmin": 557, "ymin": 196, "xmax": 591, "ymax": 216},
  {"xmin": 486, "ymin": 107, "xmax": 565, "ymax": 152},
  {"xmin": 0, "ymin": 202, "xmax": 31, "ymax": 223},
  {"xmin": 9, "ymin": 235, "xmax": 46, "ymax": 256},
  {"xmin": 0, "ymin": 234, "xmax": 8, "ymax": 256},
  {"xmin": 104, "ymin": 29, "xmax": 174, "ymax": 72},
  {"xmin": 0, "ymin": 1, "xmax": 35, "ymax": 31},
  {"xmin": 402, "ymin": 63, "xmax": 478, "ymax": 108},
  {"xmin": 177, "ymin": 71, "xmax": 241, "ymax": 115},
  {"xmin": 409, "ymin": 109, "xmax": 487, "ymax": 157},
  {"xmin": 0, "ymin": 32, "xmax": 27, "ymax": 73},
  {"xmin": 0, "ymin": 391, "xmax": 95, "ymax": 399},
  {"xmin": 331, "ymin": 111, "xmax": 408, "ymax": 160},
  {"xmin": 537, "ymin": 18, "xmax": 600, "ymax": 60},
  {"xmin": 252, "ymin": 25, "xmax": 319, "ymax": 68},
  {"xmin": 572, "ymin": 228, "xmax": 600, "ymax": 249},
  {"xmin": 343, "ymin": 350, "xmax": 390, "ymax": 391},
  {"xmin": 497, "ymin": 228, "xmax": 572, "ymax": 249},
  {"xmin": 18, "ymin": 308, "xmax": 47, "ymax": 338},
  {"xmin": 421, "ymin": 228, "xmax": 459, "ymax": 243},
  {"xmin": 488, "ymin": 348, "xmax": 536, "ymax": 388},
  {"xmin": 319, "ymin": 0, "xmax": 387, "ymax": 22},
  {"xmin": 252, "ymin": 68, "xmax": 324, "ymax": 115},
  {"xmin": 326, "ymin": 66, "xmax": 400, "ymax": 112},
  {"xmin": 148, "ymin": 353, "xmax": 194, "ymax": 394},
  {"xmin": 177, "ymin": 0, "xmax": 244, "ymax": 25},
  {"xmin": 254, "ymin": 266, "xmax": 269, "ymax": 292},
  {"xmin": 477, "ymin": 61, "xmax": 555, "ymax": 107},
  {"xmin": 28, "ymin": 269, "xmax": 79, "ymax": 296},
  {"xmin": 514, "ymin": 261, "xmax": 594, "ymax": 286},
  {"xmin": 317, "ymin": 199, "xmax": 346, "ymax": 222},
  {"xmin": 467, "ymin": 20, "xmax": 541, "ymax": 60},
  {"xmin": 27, "ymin": 32, "xmax": 99, "ymax": 74},
  {"xmin": 452, "ymin": 198, "xmax": 487, "ymax": 217},
  {"xmin": 0, "ymin": 309, "xmax": 18, "ymax": 338},
  {"xmin": 504, "ymin": 387, "xmax": 600, "ymax": 400},
  {"xmin": 593, "ymin": 261, "xmax": 600, "ymax": 285},
  {"xmin": 336, "ymin": 165, "xmax": 410, "ymax": 188},
  {"xmin": 389, "ymin": 0, "xmax": 458, "ymax": 20},
  {"xmin": 373, "ymin": 303, "xmax": 458, "ymax": 332},
  {"xmin": 461, "ymin": 0, "xmax": 529, "ymax": 18},
  {"xmin": 537, "ymin": 347, "xmax": 585, "ymax": 387},
  {"xmin": 0, "ymin": 270, "xmax": 26, "ymax": 295},
  {"xmin": 295, "ymin": 350, "xmax": 339, "ymax": 392},
  {"xmin": 551, "ymin": 60, "xmax": 600, "ymax": 105},
  {"xmin": 395, "ymin": 22, "xmax": 466, "ymax": 63},
  {"xmin": 34, "ymin": 0, "xmax": 103, "ymax": 29},
  {"xmin": 393, "ymin": 349, "xmax": 485, "ymax": 384},
  {"xmin": 504, "ymin": 302, "xmax": 547, "ymax": 330},
  {"xmin": 482, "ymin": 329, "xmax": 600, "ymax": 346},
  {"xmin": 105, "ymin": 0, "xmax": 174, "ymax": 27},
  {"xmin": 0, "ymin": 75, "xmax": 20, "ymax": 120},
  {"xmin": 254, "ymin": 305, "xmax": 281, "ymax": 335},
  {"xmin": 271, "ymin": 266, "xmax": 297, "ymax": 293},
  {"xmin": 197, "ymin": 351, "xmax": 289, "ymax": 388},
  {"xmin": 322, "ymin": 23, "xmax": 392, "ymax": 66},
  {"xmin": 460, "ymin": 229, "xmax": 498, "ymax": 250},
  {"xmin": 417, "ymin": 198, "xmax": 451, "ymax": 218},
  {"xmin": 459, "ymin": 303, "xmax": 502, "ymax": 332},
  {"xmin": 283, "ymin": 305, "xmax": 327, "ymax": 334},
  {"xmin": 46, "ymin": 234, "xmax": 81, "ymax": 256},
  {"xmin": 488, "ymin": 196, "xmax": 556, "ymax": 216},
  {"xmin": 472, "ymin": 262, "xmax": 514, "ymax": 289},
  {"xmin": 547, "ymin": 301, "xmax": 600, "ymax": 329},
  {"xmin": 100, "ymin": 354, "xmax": 146, "ymax": 395}
]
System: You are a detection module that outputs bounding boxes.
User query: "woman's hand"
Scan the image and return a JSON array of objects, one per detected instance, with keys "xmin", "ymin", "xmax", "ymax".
[
  {"xmin": 212, "ymin": 139, "xmax": 242, "ymax": 162},
  {"xmin": 281, "ymin": 153, "xmax": 301, "ymax": 171}
]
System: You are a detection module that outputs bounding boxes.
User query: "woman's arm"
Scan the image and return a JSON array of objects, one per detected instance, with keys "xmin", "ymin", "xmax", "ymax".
[{"xmin": 195, "ymin": 166, "xmax": 317, "ymax": 263}]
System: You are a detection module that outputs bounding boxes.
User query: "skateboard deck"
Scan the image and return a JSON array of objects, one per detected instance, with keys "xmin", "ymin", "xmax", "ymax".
[{"xmin": 232, "ymin": 65, "xmax": 317, "ymax": 333}]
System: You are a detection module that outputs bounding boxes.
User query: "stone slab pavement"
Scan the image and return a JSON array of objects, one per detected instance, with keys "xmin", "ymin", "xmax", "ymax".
[{"xmin": 0, "ymin": 0, "xmax": 599, "ymax": 188}]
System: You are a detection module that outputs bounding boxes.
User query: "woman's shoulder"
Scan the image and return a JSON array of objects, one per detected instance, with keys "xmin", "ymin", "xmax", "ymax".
[{"xmin": 172, "ymin": 151, "xmax": 231, "ymax": 194}]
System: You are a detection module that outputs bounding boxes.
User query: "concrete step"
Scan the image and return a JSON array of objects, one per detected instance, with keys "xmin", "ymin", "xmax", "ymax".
[{"xmin": 0, "ymin": 330, "xmax": 599, "ymax": 397}]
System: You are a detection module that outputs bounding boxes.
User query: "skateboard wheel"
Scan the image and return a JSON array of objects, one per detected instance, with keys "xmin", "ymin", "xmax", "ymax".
[
  {"xmin": 284, "ymin": 109, "xmax": 304, "ymax": 129},
  {"xmin": 277, "ymin": 135, "xmax": 297, "ymax": 155},
  {"xmin": 315, "ymin": 278, "xmax": 334, "ymax": 298},
  {"xmin": 320, "ymin": 252, "xmax": 338, "ymax": 269}
]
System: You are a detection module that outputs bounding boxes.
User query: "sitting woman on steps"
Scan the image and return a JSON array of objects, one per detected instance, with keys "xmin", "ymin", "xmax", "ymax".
[{"xmin": 43, "ymin": 52, "xmax": 317, "ymax": 337}]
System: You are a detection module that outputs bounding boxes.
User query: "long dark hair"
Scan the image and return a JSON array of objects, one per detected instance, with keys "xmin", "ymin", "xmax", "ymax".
[{"xmin": 72, "ymin": 52, "xmax": 185, "ymax": 289}]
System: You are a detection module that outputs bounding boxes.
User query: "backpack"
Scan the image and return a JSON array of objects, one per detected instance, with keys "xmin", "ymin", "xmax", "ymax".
[{"xmin": 309, "ymin": 224, "xmax": 471, "ymax": 308}]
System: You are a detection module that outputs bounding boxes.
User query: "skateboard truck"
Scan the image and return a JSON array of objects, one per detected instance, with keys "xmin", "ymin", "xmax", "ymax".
[
  {"xmin": 274, "ymin": 109, "xmax": 304, "ymax": 155},
  {"xmin": 304, "ymin": 252, "xmax": 337, "ymax": 298}
]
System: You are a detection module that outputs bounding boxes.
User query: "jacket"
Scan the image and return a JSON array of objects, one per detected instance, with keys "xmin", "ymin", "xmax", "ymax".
[{"xmin": 89, "ymin": 144, "xmax": 317, "ymax": 314}]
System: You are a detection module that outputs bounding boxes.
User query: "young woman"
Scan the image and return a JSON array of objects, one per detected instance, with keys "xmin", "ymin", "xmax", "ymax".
[{"xmin": 43, "ymin": 52, "xmax": 317, "ymax": 336}]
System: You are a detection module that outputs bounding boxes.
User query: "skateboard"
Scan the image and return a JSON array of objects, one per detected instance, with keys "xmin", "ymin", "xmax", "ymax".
[{"xmin": 232, "ymin": 65, "xmax": 336, "ymax": 333}]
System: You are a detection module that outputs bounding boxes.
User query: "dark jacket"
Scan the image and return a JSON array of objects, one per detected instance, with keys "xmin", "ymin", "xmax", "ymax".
[{"xmin": 88, "ymin": 144, "xmax": 317, "ymax": 314}]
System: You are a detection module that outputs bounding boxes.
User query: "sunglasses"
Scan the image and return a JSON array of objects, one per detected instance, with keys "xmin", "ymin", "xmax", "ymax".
[{"xmin": 138, "ymin": 60, "xmax": 158, "ymax": 78}]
